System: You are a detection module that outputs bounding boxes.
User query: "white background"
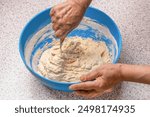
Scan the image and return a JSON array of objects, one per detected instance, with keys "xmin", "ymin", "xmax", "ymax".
[{"xmin": 0, "ymin": 100, "xmax": 149, "ymax": 117}]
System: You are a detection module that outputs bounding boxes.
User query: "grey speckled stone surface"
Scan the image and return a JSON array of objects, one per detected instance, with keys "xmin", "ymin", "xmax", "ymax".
[{"xmin": 0, "ymin": 0, "xmax": 150, "ymax": 100}]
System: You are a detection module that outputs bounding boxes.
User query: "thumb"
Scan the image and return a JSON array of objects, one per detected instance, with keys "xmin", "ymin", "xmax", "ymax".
[{"xmin": 80, "ymin": 68, "xmax": 102, "ymax": 82}]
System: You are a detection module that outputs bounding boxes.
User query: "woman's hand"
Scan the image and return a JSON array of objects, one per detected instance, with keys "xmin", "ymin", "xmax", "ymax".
[
  {"xmin": 69, "ymin": 64, "xmax": 122, "ymax": 98},
  {"xmin": 50, "ymin": 0, "xmax": 90, "ymax": 42}
]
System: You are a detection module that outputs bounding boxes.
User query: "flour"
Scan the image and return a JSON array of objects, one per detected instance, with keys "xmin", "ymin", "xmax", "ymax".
[
  {"xmin": 37, "ymin": 36, "xmax": 111, "ymax": 82},
  {"xmin": 24, "ymin": 17, "xmax": 117, "ymax": 82}
]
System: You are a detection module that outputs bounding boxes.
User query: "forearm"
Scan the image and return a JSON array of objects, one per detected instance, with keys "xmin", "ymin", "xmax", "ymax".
[{"xmin": 119, "ymin": 64, "xmax": 150, "ymax": 84}]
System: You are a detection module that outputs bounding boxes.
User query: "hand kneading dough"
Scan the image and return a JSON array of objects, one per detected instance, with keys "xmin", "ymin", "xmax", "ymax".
[{"xmin": 37, "ymin": 36, "xmax": 111, "ymax": 82}]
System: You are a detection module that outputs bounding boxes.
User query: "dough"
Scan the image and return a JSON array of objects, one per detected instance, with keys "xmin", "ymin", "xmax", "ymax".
[{"xmin": 37, "ymin": 36, "xmax": 111, "ymax": 82}]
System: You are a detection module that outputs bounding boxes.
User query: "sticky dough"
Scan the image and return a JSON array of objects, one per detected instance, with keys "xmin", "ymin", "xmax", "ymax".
[{"xmin": 37, "ymin": 36, "xmax": 111, "ymax": 82}]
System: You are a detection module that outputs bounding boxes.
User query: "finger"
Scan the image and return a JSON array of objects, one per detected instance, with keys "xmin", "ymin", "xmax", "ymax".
[
  {"xmin": 60, "ymin": 36, "xmax": 65, "ymax": 44},
  {"xmin": 95, "ymin": 91, "xmax": 106, "ymax": 97},
  {"xmin": 57, "ymin": 19, "xmax": 64, "ymax": 28},
  {"xmin": 105, "ymin": 88, "xmax": 113, "ymax": 93},
  {"xmin": 50, "ymin": 8, "xmax": 55, "ymax": 16},
  {"xmin": 51, "ymin": 19, "xmax": 56, "ymax": 23},
  {"xmin": 80, "ymin": 68, "xmax": 102, "ymax": 82},
  {"xmin": 55, "ymin": 23, "xmax": 74, "ymax": 41},
  {"xmin": 52, "ymin": 24, "xmax": 60, "ymax": 31},
  {"xmin": 51, "ymin": 16, "xmax": 58, "ymax": 23},
  {"xmin": 69, "ymin": 81, "xmax": 97, "ymax": 91},
  {"xmin": 96, "ymin": 76, "xmax": 114, "ymax": 91},
  {"xmin": 75, "ymin": 90, "xmax": 93, "ymax": 98},
  {"xmin": 55, "ymin": 15, "xmax": 62, "ymax": 20},
  {"xmin": 95, "ymin": 77, "xmax": 114, "ymax": 94},
  {"xmin": 55, "ymin": 29, "xmax": 67, "ymax": 40},
  {"xmin": 55, "ymin": 30, "xmax": 63, "ymax": 38},
  {"xmin": 59, "ymin": 31, "xmax": 69, "ymax": 43},
  {"xmin": 60, "ymin": 26, "xmax": 74, "ymax": 39}
]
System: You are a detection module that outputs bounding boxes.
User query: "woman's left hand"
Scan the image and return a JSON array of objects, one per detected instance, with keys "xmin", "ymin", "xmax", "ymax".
[{"xmin": 69, "ymin": 64, "xmax": 122, "ymax": 98}]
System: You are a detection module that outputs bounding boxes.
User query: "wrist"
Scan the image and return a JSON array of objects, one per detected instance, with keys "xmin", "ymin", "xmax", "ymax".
[
  {"xmin": 118, "ymin": 64, "xmax": 139, "ymax": 82},
  {"xmin": 116, "ymin": 63, "xmax": 124, "ymax": 81}
]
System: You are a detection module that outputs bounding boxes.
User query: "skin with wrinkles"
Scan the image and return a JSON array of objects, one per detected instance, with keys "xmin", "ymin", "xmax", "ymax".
[
  {"xmin": 50, "ymin": 0, "xmax": 92, "ymax": 43},
  {"xmin": 70, "ymin": 64, "xmax": 150, "ymax": 98},
  {"xmin": 70, "ymin": 64, "xmax": 121, "ymax": 98}
]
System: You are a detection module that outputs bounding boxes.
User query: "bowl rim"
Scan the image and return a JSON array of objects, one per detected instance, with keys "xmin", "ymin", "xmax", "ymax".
[{"xmin": 19, "ymin": 6, "xmax": 122, "ymax": 85}]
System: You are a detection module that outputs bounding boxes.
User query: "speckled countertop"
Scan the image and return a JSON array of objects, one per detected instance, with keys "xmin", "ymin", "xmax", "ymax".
[{"xmin": 0, "ymin": 0, "xmax": 150, "ymax": 100}]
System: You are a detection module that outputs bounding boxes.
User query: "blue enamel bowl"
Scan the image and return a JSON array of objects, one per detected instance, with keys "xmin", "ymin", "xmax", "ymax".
[{"xmin": 19, "ymin": 7, "xmax": 122, "ymax": 92}]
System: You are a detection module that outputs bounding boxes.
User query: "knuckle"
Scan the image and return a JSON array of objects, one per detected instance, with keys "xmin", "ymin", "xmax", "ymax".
[
  {"xmin": 56, "ymin": 14, "xmax": 63, "ymax": 19},
  {"xmin": 95, "ymin": 79, "xmax": 104, "ymax": 89},
  {"xmin": 57, "ymin": 19, "xmax": 63, "ymax": 26},
  {"xmin": 94, "ymin": 81, "xmax": 100, "ymax": 88}
]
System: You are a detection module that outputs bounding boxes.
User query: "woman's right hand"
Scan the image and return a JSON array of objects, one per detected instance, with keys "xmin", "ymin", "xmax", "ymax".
[{"xmin": 50, "ymin": 0, "xmax": 91, "ymax": 42}]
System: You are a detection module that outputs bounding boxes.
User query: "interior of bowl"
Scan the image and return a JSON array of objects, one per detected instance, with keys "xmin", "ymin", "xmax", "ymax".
[{"xmin": 19, "ymin": 7, "xmax": 122, "ymax": 91}]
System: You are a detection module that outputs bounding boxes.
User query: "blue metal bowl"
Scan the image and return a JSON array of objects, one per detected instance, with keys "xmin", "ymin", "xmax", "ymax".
[{"xmin": 19, "ymin": 7, "xmax": 122, "ymax": 92}]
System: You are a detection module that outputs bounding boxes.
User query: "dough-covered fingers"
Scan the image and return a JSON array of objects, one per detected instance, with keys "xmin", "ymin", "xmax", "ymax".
[
  {"xmin": 52, "ymin": 23, "xmax": 60, "ymax": 31},
  {"xmin": 50, "ymin": 0, "xmax": 87, "ymax": 41},
  {"xmin": 55, "ymin": 29, "xmax": 68, "ymax": 39},
  {"xmin": 69, "ymin": 81, "xmax": 97, "ymax": 90},
  {"xmin": 55, "ymin": 29, "xmax": 68, "ymax": 41},
  {"xmin": 58, "ymin": 27, "xmax": 72, "ymax": 42},
  {"xmin": 60, "ymin": 35, "xmax": 67, "ymax": 44}
]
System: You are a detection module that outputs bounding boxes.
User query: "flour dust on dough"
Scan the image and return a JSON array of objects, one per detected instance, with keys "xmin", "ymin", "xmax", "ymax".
[{"xmin": 37, "ymin": 36, "xmax": 111, "ymax": 82}]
